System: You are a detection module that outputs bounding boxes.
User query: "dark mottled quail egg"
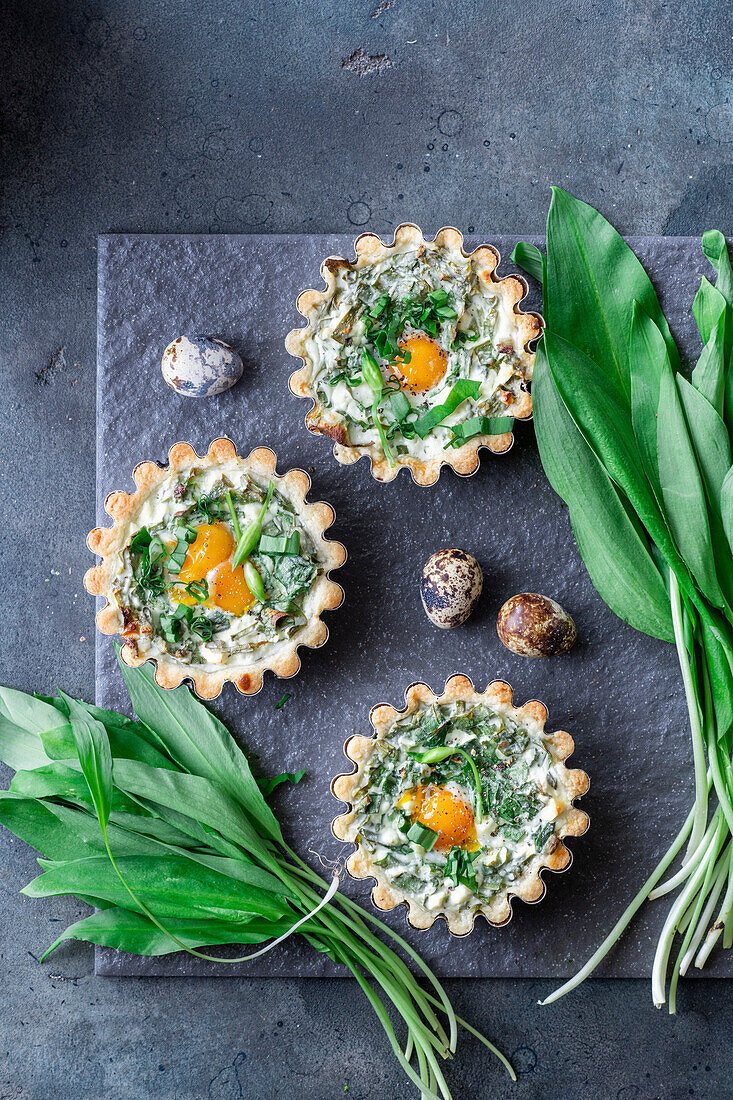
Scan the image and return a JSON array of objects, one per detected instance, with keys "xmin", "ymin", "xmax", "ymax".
[
  {"xmin": 497, "ymin": 592, "xmax": 577, "ymax": 657},
  {"xmin": 161, "ymin": 335, "xmax": 243, "ymax": 397},
  {"xmin": 420, "ymin": 548, "xmax": 483, "ymax": 629}
]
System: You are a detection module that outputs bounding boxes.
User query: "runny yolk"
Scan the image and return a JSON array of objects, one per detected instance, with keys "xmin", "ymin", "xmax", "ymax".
[
  {"xmin": 410, "ymin": 784, "xmax": 478, "ymax": 852},
  {"xmin": 207, "ymin": 560, "xmax": 255, "ymax": 616},
  {"xmin": 178, "ymin": 523, "xmax": 235, "ymax": 584},
  {"xmin": 396, "ymin": 334, "xmax": 448, "ymax": 393},
  {"xmin": 173, "ymin": 522, "xmax": 254, "ymax": 616}
]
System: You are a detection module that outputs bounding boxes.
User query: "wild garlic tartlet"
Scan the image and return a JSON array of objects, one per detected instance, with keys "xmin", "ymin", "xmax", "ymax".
[
  {"xmin": 332, "ymin": 675, "xmax": 588, "ymax": 934},
  {"xmin": 286, "ymin": 224, "xmax": 541, "ymax": 485},
  {"xmin": 85, "ymin": 438, "xmax": 346, "ymax": 698}
]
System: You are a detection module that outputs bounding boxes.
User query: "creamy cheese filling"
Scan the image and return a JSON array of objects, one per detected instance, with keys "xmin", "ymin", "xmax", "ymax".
[
  {"xmin": 349, "ymin": 700, "xmax": 568, "ymax": 915},
  {"xmin": 304, "ymin": 245, "xmax": 528, "ymax": 460},
  {"xmin": 110, "ymin": 462, "xmax": 321, "ymax": 670}
]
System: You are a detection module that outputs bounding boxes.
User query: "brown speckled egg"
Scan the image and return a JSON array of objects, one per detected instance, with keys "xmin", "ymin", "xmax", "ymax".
[
  {"xmin": 420, "ymin": 549, "xmax": 483, "ymax": 629},
  {"xmin": 497, "ymin": 593, "xmax": 577, "ymax": 657}
]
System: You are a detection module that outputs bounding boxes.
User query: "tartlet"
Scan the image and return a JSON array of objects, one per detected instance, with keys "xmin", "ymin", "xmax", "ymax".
[
  {"xmin": 332, "ymin": 674, "xmax": 589, "ymax": 935},
  {"xmin": 85, "ymin": 438, "xmax": 346, "ymax": 699},
  {"xmin": 286, "ymin": 224, "xmax": 541, "ymax": 485}
]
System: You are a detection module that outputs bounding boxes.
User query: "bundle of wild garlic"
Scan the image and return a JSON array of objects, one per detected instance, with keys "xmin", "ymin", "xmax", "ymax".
[
  {"xmin": 515, "ymin": 191, "xmax": 733, "ymax": 1009},
  {"xmin": 0, "ymin": 649, "xmax": 513, "ymax": 1097}
]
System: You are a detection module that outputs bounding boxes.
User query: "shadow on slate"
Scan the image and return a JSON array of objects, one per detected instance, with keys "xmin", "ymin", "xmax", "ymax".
[{"xmin": 94, "ymin": 233, "xmax": 729, "ymax": 979}]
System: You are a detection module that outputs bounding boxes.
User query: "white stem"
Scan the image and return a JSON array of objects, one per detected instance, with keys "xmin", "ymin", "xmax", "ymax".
[
  {"xmin": 230, "ymin": 875, "xmax": 339, "ymax": 962},
  {"xmin": 539, "ymin": 800, "xmax": 695, "ymax": 1006},
  {"xmin": 669, "ymin": 571, "xmax": 708, "ymax": 862},
  {"xmin": 679, "ymin": 854, "xmax": 729, "ymax": 975},
  {"xmin": 695, "ymin": 847, "xmax": 733, "ymax": 968},
  {"xmin": 651, "ymin": 818, "xmax": 723, "ymax": 1007},
  {"xmin": 650, "ymin": 795, "xmax": 715, "ymax": 900}
]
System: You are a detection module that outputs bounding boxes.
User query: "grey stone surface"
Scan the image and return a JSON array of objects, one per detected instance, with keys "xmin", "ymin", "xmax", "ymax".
[
  {"xmin": 95, "ymin": 232, "xmax": 731, "ymax": 982},
  {"xmin": 2, "ymin": 0, "xmax": 732, "ymax": 1096}
]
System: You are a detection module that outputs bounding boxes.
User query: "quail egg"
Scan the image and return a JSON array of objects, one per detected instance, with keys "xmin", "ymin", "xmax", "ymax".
[
  {"xmin": 161, "ymin": 335, "xmax": 243, "ymax": 397},
  {"xmin": 420, "ymin": 548, "xmax": 483, "ymax": 629},
  {"xmin": 497, "ymin": 592, "xmax": 577, "ymax": 657}
]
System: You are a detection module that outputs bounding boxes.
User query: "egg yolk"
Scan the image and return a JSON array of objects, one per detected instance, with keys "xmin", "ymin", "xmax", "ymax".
[
  {"xmin": 178, "ymin": 523, "xmax": 235, "ymax": 584},
  {"xmin": 409, "ymin": 784, "xmax": 478, "ymax": 852},
  {"xmin": 208, "ymin": 560, "xmax": 255, "ymax": 616},
  {"xmin": 396, "ymin": 335, "xmax": 447, "ymax": 393},
  {"xmin": 171, "ymin": 522, "xmax": 255, "ymax": 616}
]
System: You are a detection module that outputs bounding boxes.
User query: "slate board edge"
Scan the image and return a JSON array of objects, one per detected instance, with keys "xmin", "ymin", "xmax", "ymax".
[{"xmin": 93, "ymin": 232, "xmax": 731, "ymax": 979}]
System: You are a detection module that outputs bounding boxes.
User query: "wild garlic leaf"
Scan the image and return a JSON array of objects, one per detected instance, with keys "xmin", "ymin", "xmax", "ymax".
[
  {"xmin": 511, "ymin": 241, "xmax": 545, "ymax": 284},
  {"xmin": 692, "ymin": 310, "xmax": 727, "ymax": 417},
  {"xmin": 112, "ymin": 758, "xmax": 275, "ymax": 863},
  {"xmin": 0, "ymin": 792, "xmax": 104, "ymax": 862},
  {"xmin": 656, "ymin": 367, "xmax": 725, "ymax": 610},
  {"xmin": 543, "ymin": 329, "xmax": 678, "ymax": 573},
  {"xmin": 61, "ymin": 692, "xmax": 113, "ymax": 832},
  {"xmin": 41, "ymin": 908, "xmax": 292, "ymax": 960},
  {"xmin": 0, "ymin": 689, "xmax": 65, "ymax": 766},
  {"xmin": 118, "ymin": 652, "xmax": 283, "ymax": 844},
  {"xmin": 692, "ymin": 276, "xmax": 727, "ymax": 346},
  {"xmin": 533, "ymin": 341, "xmax": 673, "ymax": 640},
  {"xmin": 629, "ymin": 302, "xmax": 669, "ymax": 499},
  {"xmin": 546, "ymin": 189, "xmax": 681, "ymax": 400},
  {"xmin": 676, "ymin": 376, "xmax": 733, "ymax": 609},
  {"xmin": 22, "ymin": 854, "xmax": 291, "ymax": 922}
]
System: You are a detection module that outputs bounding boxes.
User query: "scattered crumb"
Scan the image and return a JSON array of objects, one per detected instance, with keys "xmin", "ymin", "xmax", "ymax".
[
  {"xmin": 371, "ymin": 0, "xmax": 393, "ymax": 15},
  {"xmin": 35, "ymin": 346, "xmax": 66, "ymax": 385},
  {"xmin": 341, "ymin": 48, "xmax": 395, "ymax": 76},
  {"xmin": 80, "ymin": 636, "xmax": 86, "ymax": 642}
]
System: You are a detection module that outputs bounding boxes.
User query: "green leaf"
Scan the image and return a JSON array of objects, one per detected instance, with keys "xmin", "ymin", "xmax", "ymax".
[
  {"xmin": 259, "ymin": 769, "xmax": 307, "ymax": 797},
  {"xmin": 701, "ymin": 231, "xmax": 733, "ymax": 441},
  {"xmin": 413, "ymin": 379, "xmax": 482, "ymax": 438},
  {"xmin": 111, "ymin": 758, "xmax": 274, "ymax": 862},
  {"xmin": 61, "ymin": 692, "xmax": 113, "ymax": 831},
  {"xmin": 629, "ymin": 302, "xmax": 669, "ymax": 497},
  {"xmin": 531, "ymin": 342, "xmax": 674, "ymax": 640},
  {"xmin": 406, "ymin": 822, "xmax": 438, "ymax": 850},
  {"xmin": 0, "ymin": 794, "xmax": 168, "ymax": 862},
  {"xmin": 118, "ymin": 653, "xmax": 282, "ymax": 843},
  {"xmin": 22, "ymin": 854, "xmax": 291, "ymax": 922},
  {"xmin": 0, "ymin": 689, "xmax": 65, "ymax": 768},
  {"xmin": 0, "ymin": 793, "xmax": 105, "ymax": 861},
  {"xmin": 511, "ymin": 241, "xmax": 545, "ymax": 284},
  {"xmin": 657, "ymin": 366, "xmax": 725, "ymax": 609},
  {"xmin": 721, "ymin": 466, "xmax": 733, "ymax": 559},
  {"xmin": 10, "ymin": 762, "xmax": 140, "ymax": 816},
  {"xmin": 692, "ymin": 309, "xmax": 727, "ymax": 416},
  {"xmin": 692, "ymin": 276, "xmax": 727, "ymax": 344},
  {"xmin": 545, "ymin": 188, "xmax": 680, "ymax": 403},
  {"xmin": 676, "ymin": 375, "xmax": 733, "ymax": 608},
  {"xmin": 445, "ymin": 416, "xmax": 513, "ymax": 448},
  {"xmin": 42, "ymin": 907, "xmax": 292, "ymax": 958},
  {"xmin": 543, "ymin": 330, "xmax": 676, "ymax": 569},
  {"xmin": 41, "ymin": 695, "xmax": 176, "ymax": 769}
]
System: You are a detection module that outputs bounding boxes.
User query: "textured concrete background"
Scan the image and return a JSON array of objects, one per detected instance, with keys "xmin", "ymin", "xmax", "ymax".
[{"xmin": 1, "ymin": 1, "xmax": 732, "ymax": 1097}]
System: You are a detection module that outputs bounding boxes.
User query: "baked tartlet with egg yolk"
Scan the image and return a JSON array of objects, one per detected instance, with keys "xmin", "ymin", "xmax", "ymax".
[
  {"xmin": 286, "ymin": 224, "xmax": 541, "ymax": 485},
  {"xmin": 332, "ymin": 674, "xmax": 589, "ymax": 934},
  {"xmin": 85, "ymin": 438, "xmax": 345, "ymax": 699}
]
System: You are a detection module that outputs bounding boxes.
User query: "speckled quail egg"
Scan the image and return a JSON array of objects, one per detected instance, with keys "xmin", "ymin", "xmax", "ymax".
[
  {"xmin": 497, "ymin": 592, "xmax": 577, "ymax": 657},
  {"xmin": 161, "ymin": 335, "xmax": 243, "ymax": 397},
  {"xmin": 420, "ymin": 548, "xmax": 483, "ymax": 629}
]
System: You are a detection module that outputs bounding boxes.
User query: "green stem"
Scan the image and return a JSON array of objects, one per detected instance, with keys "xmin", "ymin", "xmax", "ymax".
[
  {"xmin": 670, "ymin": 571, "xmax": 708, "ymax": 860},
  {"xmin": 225, "ymin": 491, "xmax": 242, "ymax": 541}
]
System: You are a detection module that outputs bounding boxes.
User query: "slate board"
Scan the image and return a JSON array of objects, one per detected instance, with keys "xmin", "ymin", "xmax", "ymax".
[{"xmin": 95, "ymin": 232, "xmax": 730, "ymax": 979}]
